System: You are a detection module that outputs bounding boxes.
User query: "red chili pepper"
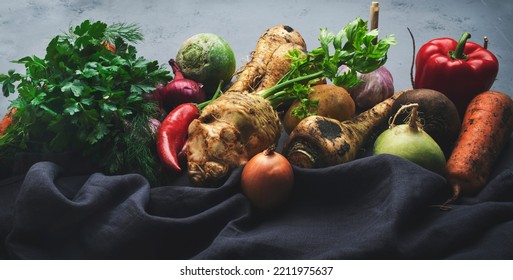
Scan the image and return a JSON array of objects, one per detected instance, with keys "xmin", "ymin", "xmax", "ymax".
[
  {"xmin": 157, "ymin": 103, "xmax": 199, "ymax": 172},
  {"xmin": 414, "ymin": 32, "xmax": 499, "ymax": 116}
]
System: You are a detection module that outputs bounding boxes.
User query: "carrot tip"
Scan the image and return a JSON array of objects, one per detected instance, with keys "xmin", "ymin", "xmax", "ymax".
[
  {"xmin": 439, "ymin": 184, "xmax": 461, "ymax": 210},
  {"xmin": 427, "ymin": 184, "xmax": 461, "ymax": 211},
  {"xmin": 428, "ymin": 204, "xmax": 452, "ymax": 211}
]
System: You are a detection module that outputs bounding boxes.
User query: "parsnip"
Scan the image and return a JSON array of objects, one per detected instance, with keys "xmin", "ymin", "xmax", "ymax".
[
  {"xmin": 254, "ymin": 42, "xmax": 306, "ymax": 92},
  {"xmin": 226, "ymin": 25, "xmax": 306, "ymax": 94},
  {"xmin": 283, "ymin": 90, "xmax": 406, "ymax": 168}
]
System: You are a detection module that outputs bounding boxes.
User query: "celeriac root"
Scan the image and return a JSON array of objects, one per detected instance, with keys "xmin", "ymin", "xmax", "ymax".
[{"xmin": 187, "ymin": 91, "xmax": 281, "ymax": 187}]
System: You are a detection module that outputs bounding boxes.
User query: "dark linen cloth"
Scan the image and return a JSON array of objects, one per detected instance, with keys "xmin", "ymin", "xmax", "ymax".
[{"xmin": 1, "ymin": 153, "xmax": 512, "ymax": 260}]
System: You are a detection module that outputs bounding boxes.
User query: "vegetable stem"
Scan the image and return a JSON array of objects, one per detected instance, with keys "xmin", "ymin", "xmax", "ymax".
[
  {"xmin": 264, "ymin": 144, "xmax": 277, "ymax": 156},
  {"xmin": 197, "ymin": 80, "xmax": 223, "ymax": 111},
  {"xmin": 370, "ymin": 2, "xmax": 380, "ymax": 44},
  {"xmin": 407, "ymin": 27, "xmax": 416, "ymax": 88},
  {"xmin": 450, "ymin": 32, "xmax": 471, "ymax": 60},
  {"xmin": 389, "ymin": 103, "xmax": 420, "ymax": 131},
  {"xmin": 169, "ymin": 59, "xmax": 184, "ymax": 80},
  {"xmin": 257, "ymin": 70, "xmax": 323, "ymax": 100},
  {"xmin": 408, "ymin": 105, "xmax": 419, "ymax": 131},
  {"xmin": 267, "ymin": 90, "xmax": 296, "ymax": 108}
]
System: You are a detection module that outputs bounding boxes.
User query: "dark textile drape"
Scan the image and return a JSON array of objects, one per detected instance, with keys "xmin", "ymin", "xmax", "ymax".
[{"xmin": 1, "ymin": 153, "xmax": 512, "ymax": 259}]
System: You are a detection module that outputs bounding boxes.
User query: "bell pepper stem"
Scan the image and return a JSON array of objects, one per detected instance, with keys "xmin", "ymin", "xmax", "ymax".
[{"xmin": 450, "ymin": 32, "xmax": 471, "ymax": 60}]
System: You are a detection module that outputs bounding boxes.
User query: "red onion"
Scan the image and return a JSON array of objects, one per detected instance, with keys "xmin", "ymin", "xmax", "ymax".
[
  {"xmin": 339, "ymin": 65, "xmax": 394, "ymax": 110},
  {"xmin": 157, "ymin": 59, "xmax": 206, "ymax": 112}
]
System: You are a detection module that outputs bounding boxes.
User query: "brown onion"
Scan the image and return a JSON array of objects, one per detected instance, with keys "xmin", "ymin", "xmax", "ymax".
[{"xmin": 241, "ymin": 146, "xmax": 294, "ymax": 210}]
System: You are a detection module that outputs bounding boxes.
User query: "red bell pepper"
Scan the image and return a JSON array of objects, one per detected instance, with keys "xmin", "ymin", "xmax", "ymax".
[{"xmin": 414, "ymin": 32, "xmax": 499, "ymax": 116}]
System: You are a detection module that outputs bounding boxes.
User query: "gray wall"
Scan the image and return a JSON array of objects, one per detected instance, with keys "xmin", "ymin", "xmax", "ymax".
[{"xmin": 1, "ymin": 0, "xmax": 512, "ymax": 115}]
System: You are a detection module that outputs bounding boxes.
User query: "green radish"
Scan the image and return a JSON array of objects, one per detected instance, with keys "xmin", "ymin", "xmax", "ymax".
[
  {"xmin": 373, "ymin": 103, "xmax": 446, "ymax": 175},
  {"xmin": 175, "ymin": 33, "xmax": 236, "ymax": 94}
]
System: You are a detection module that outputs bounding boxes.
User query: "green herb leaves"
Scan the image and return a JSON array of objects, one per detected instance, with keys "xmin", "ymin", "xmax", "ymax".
[
  {"xmin": 311, "ymin": 17, "xmax": 396, "ymax": 88},
  {"xmin": 0, "ymin": 20, "xmax": 171, "ymax": 183},
  {"xmin": 260, "ymin": 17, "xmax": 396, "ymax": 120}
]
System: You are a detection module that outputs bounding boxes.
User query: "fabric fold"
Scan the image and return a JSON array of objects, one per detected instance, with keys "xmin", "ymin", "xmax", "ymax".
[{"xmin": 1, "ymin": 154, "xmax": 513, "ymax": 260}]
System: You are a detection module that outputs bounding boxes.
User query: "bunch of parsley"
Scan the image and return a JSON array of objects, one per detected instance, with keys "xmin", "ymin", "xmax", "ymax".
[{"xmin": 0, "ymin": 20, "xmax": 171, "ymax": 183}]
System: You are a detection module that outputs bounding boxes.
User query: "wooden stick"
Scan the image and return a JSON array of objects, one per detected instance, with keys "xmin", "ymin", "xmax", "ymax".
[
  {"xmin": 370, "ymin": 2, "xmax": 380, "ymax": 31},
  {"xmin": 484, "ymin": 36, "xmax": 489, "ymax": 49},
  {"xmin": 370, "ymin": 2, "xmax": 379, "ymax": 44}
]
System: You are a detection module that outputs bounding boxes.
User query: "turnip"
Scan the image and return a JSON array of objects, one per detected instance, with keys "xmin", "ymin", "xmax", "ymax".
[
  {"xmin": 373, "ymin": 103, "xmax": 446, "ymax": 175},
  {"xmin": 390, "ymin": 89, "xmax": 461, "ymax": 158}
]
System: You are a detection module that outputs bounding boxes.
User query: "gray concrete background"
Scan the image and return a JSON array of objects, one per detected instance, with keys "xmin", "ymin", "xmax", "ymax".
[
  {"xmin": 1, "ymin": 0, "xmax": 513, "ymax": 171},
  {"xmin": 2, "ymin": 0, "xmax": 512, "ymax": 114}
]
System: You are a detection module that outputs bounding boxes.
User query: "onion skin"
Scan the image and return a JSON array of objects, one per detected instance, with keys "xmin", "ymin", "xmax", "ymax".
[
  {"xmin": 157, "ymin": 59, "xmax": 206, "ymax": 112},
  {"xmin": 241, "ymin": 147, "xmax": 294, "ymax": 210},
  {"xmin": 340, "ymin": 66, "xmax": 394, "ymax": 110}
]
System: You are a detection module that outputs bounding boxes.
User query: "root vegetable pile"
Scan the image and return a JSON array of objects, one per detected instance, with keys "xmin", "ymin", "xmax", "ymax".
[
  {"xmin": 185, "ymin": 24, "xmax": 304, "ymax": 187},
  {"xmin": 186, "ymin": 18, "xmax": 395, "ymax": 186}
]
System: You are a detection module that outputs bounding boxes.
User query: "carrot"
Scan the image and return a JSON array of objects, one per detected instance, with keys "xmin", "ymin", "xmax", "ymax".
[
  {"xmin": 444, "ymin": 91, "xmax": 513, "ymax": 205},
  {"xmin": 0, "ymin": 108, "xmax": 16, "ymax": 137},
  {"xmin": 283, "ymin": 90, "xmax": 407, "ymax": 168},
  {"xmin": 225, "ymin": 25, "xmax": 306, "ymax": 94}
]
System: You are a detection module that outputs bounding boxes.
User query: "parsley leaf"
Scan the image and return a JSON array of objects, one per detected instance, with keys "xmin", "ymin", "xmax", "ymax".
[
  {"xmin": 0, "ymin": 20, "xmax": 171, "ymax": 184},
  {"xmin": 259, "ymin": 17, "xmax": 396, "ymax": 119}
]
